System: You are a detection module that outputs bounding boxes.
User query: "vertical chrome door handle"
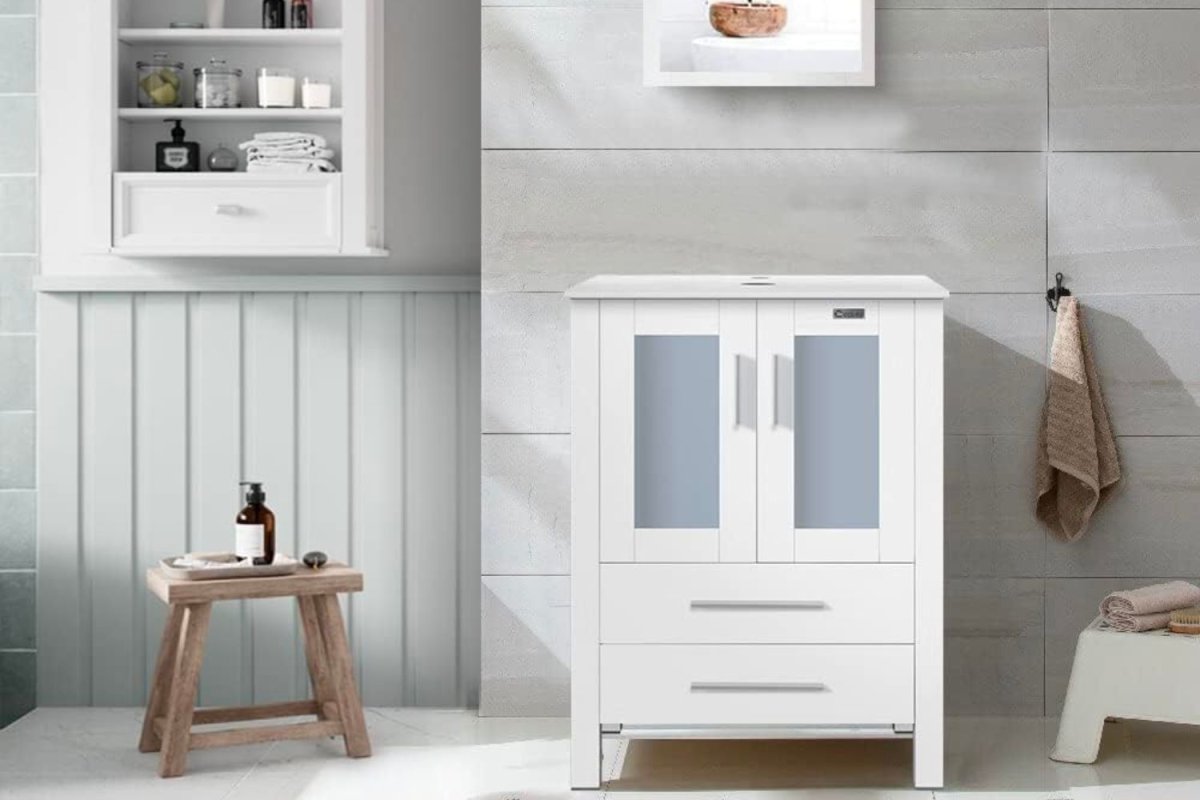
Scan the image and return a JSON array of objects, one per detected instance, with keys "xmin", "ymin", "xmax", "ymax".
[
  {"xmin": 734, "ymin": 354, "xmax": 756, "ymax": 429},
  {"xmin": 773, "ymin": 354, "xmax": 793, "ymax": 429}
]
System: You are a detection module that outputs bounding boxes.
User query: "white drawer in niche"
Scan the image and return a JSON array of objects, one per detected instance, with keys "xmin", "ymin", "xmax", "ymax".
[
  {"xmin": 600, "ymin": 644, "xmax": 915, "ymax": 727},
  {"xmin": 601, "ymin": 563, "xmax": 914, "ymax": 645},
  {"xmin": 113, "ymin": 173, "xmax": 342, "ymax": 254}
]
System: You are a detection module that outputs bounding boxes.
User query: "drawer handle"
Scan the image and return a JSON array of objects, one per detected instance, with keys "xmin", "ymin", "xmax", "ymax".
[
  {"xmin": 690, "ymin": 681, "xmax": 828, "ymax": 693},
  {"xmin": 214, "ymin": 204, "xmax": 244, "ymax": 216},
  {"xmin": 689, "ymin": 600, "xmax": 827, "ymax": 610}
]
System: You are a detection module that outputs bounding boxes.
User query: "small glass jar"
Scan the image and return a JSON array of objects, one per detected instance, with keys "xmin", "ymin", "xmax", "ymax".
[
  {"xmin": 137, "ymin": 52, "xmax": 184, "ymax": 108},
  {"xmin": 301, "ymin": 76, "xmax": 333, "ymax": 109},
  {"xmin": 257, "ymin": 67, "xmax": 296, "ymax": 108},
  {"xmin": 194, "ymin": 59, "xmax": 242, "ymax": 108},
  {"xmin": 207, "ymin": 143, "xmax": 239, "ymax": 172}
]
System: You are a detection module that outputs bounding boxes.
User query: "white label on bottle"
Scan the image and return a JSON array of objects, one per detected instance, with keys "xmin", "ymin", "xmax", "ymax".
[
  {"xmin": 236, "ymin": 524, "xmax": 265, "ymax": 558},
  {"xmin": 163, "ymin": 147, "xmax": 190, "ymax": 169}
]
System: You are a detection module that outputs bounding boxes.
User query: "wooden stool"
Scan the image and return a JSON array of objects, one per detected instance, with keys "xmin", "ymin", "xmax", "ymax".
[{"xmin": 139, "ymin": 564, "xmax": 371, "ymax": 778}]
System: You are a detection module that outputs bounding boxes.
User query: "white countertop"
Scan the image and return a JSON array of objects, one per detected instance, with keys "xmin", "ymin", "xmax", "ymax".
[{"xmin": 565, "ymin": 275, "xmax": 950, "ymax": 300}]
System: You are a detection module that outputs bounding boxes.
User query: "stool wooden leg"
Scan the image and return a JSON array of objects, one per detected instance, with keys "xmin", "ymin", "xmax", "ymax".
[
  {"xmin": 159, "ymin": 602, "xmax": 212, "ymax": 778},
  {"xmin": 297, "ymin": 595, "xmax": 338, "ymax": 720},
  {"xmin": 139, "ymin": 604, "xmax": 186, "ymax": 753},
  {"xmin": 314, "ymin": 594, "xmax": 371, "ymax": 758}
]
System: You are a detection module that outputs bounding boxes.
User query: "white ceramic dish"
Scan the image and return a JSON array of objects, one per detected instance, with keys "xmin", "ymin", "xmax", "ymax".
[{"xmin": 160, "ymin": 552, "xmax": 300, "ymax": 581}]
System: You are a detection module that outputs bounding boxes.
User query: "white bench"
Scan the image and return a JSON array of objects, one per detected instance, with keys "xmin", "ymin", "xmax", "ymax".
[{"xmin": 1052, "ymin": 616, "xmax": 1200, "ymax": 764}]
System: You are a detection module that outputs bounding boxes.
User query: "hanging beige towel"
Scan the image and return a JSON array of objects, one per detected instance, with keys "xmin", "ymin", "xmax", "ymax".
[
  {"xmin": 1100, "ymin": 581, "xmax": 1200, "ymax": 632},
  {"xmin": 1035, "ymin": 297, "xmax": 1121, "ymax": 541}
]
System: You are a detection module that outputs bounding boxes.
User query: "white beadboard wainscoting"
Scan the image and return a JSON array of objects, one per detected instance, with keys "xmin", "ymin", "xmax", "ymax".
[{"xmin": 35, "ymin": 278, "xmax": 480, "ymax": 710}]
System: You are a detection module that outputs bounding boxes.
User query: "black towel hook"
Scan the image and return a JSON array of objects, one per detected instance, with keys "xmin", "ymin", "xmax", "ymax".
[{"xmin": 1046, "ymin": 272, "xmax": 1071, "ymax": 312}]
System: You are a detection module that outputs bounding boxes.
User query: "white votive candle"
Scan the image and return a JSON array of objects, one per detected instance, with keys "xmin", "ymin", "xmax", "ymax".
[
  {"xmin": 257, "ymin": 68, "xmax": 296, "ymax": 108},
  {"xmin": 301, "ymin": 78, "xmax": 333, "ymax": 109}
]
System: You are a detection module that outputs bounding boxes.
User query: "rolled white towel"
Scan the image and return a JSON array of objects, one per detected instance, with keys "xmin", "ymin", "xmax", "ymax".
[
  {"xmin": 247, "ymin": 158, "xmax": 337, "ymax": 174},
  {"xmin": 1100, "ymin": 581, "xmax": 1200, "ymax": 632},
  {"xmin": 239, "ymin": 132, "xmax": 328, "ymax": 151}
]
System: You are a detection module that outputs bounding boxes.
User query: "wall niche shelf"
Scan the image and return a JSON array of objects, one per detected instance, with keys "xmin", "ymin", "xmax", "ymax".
[
  {"xmin": 92, "ymin": 0, "xmax": 384, "ymax": 258},
  {"xmin": 118, "ymin": 108, "xmax": 344, "ymax": 122},
  {"xmin": 118, "ymin": 28, "xmax": 344, "ymax": 45}
]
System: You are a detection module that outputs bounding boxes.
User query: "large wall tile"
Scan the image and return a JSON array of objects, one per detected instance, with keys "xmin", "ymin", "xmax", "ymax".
[
  {"xmin": 0, "ymin": 257, "xmax": 34, "ymax": 334},
  {"xmin": 945, "ymin": 294, "xmax": 1047, "ymax": 436},
  {"xmin": 0, "ymin": 651, "xmax": 34, "ymax": 729},
  {"xmin": 1083, "ymin": 296, "xmax": 1200, "ymax": 437},
  {"xmin": 1046, "ymin": 438, "xmax": 1200, "ymax": 577},
  {"xmin": 483, "ymin": 8, "xmax": 1046, "ymax": 151},
  {"xmin": 0, "ymin": 413, "xmax": 33, "ymax": 489},
  {"xmin": 1050, "ymin": 153, "xmax": 1200, "ymax": 294},
  {"xmin": 946, "ymin": 578, "xmax": 1044, "ymax": 716},
  {"xmin": 0, "ymin": 336, "xmax": 33, "ymax": 412},
  {"xmin": 0, "ymin": 178, "xmax": 35, "ymax": 254},
  {"xmin": 946, "ymin": 435, "xmax": 1043, "ymax": 578},
  {"xmin": 0, "ymin": 491, "xmax": 34, "ymax": 569},
  {"xmin": 482, "ymin": 434, "xmax": 571, "ymax": 575},
  {"xmin": 1051, "ymin": 11, "xmax": 1200, "ymax": 151},
  {"xmin": 483, "ymin": 151, "xmax": 1046, "ymax": 294},
  {"xmin": 0, "ymin": 16, "xmax": 34, "ymax": 94},
  {"xmin": 483, "ymin": 292, "xmax": 570, "ymax": 433},
  {"xmin": 0, "ymin": 96, "xmax": 34, "ymax": 175},
  {"xmin": 0, "ymin": 1, "xmax": 36, "ymax": 12},
  {"xmin": 0, "ymin": 572, "xmax": 34, "ymax": 649},
  {"xmin": 1042, "ymin": 578, "xmax": 1200, "ymax": 716},
  {"xmin": 480, "ymin": 575, "xmax": 570, "ymax": 717}
]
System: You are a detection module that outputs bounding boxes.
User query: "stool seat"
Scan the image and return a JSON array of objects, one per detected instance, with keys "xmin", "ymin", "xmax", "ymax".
[
  {"xmin": 139, "ymin": 564, "xmax": 371, "ymax": 778},
  {"xmin": 1052, "ymin": 616, "xmax": 1200, "ymax": 764}
]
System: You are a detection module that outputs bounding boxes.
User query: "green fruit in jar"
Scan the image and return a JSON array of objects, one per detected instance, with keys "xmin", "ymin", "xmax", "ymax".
[
  {"xmin": 140, "ymin": 72, "xmax": 165, "ymax": 94},
  {"xmin": 160, "ymin": 68, "xmax": 181, "ymax": 90},
  {"xmin": 149, "ymin": 83, "xmax": 178, "ymax": 106}
]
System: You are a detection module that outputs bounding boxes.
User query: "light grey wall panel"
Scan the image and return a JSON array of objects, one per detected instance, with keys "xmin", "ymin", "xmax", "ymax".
[
  {"xmin": 946, "ymin": 435, "xmax": 1042, "ymax": 578},
  {"xmin": 483, "ymin": 292, "xmax": 570, "ymax": 434},
  {"xmin": 946, "ymin": 578, "xmax": 1045, "ymax": 716},
  {"xmin": 1084, "ymin": 296, "xmax": 1200, "ymax": 437},
  {"xmin": 945, "ymin": 294, "xmax": 1047, "ymax": 436},
  {"xmin": 482, "ymin": 434, "xmax": 571, "ymax": 576},
  {"xmin": 1051, "ymin": 11, "xmax": 1200, "ymax": 151},
  {"xmin": 480, "ymin": 575, "xmax": 570, "ymax": 717},
  {"xmin": 36, "ymin": 290, "xmax": 481, "ymax": 709},
  {"xmin": 483, "ymin": 8, "xmax": 1047, "ymax": 151},
  {"xmin": 1046, "ymin": 437, "xmax": 1200, "ymax": 578},
  {"xmin": 1049, "ymin": 153, "xmax": 1200, "ymax": 295},
  {"xmin": 484, "ymin": 151, "xmax": 1046, "ymax": 294}
]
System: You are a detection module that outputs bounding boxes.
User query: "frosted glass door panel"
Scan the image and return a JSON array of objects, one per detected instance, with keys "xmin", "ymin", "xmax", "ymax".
[
  {"xmin": 635, "ymin": 336, "xmax": 719, "ymax": 529},
  {"xmin": 793, "ymin": 336, "xmax": 879, "ymax": 529}
]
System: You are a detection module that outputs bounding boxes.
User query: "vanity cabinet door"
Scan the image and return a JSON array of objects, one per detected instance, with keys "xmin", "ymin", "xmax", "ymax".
[
  {"xmin": 757, "ymin": 299, "xmax": 914, "ymax": 563},
  {"xmin": 598, "ymin": 299, "xmax": 756, "ymax": 563}
]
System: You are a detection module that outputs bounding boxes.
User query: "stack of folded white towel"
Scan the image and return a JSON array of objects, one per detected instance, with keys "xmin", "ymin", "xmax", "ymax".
[
  {"xmin": 239, "ymin": 132, "xmax": 337, "ymax": 174},
  {"xmin": 1100, "ymin": 581, "xmax": 1200, "ymax": 632}
]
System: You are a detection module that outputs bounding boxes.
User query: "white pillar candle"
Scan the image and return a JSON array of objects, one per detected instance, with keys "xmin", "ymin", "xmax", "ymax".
[
  {"xmin": 257, "ymin": 70, "xmax": 296, "ymax": 108},
  {"xmin": 301, "ymin": 80, "xmax": 333, "ymax": 109}
]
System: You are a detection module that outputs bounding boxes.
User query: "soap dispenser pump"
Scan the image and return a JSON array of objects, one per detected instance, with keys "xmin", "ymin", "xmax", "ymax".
[
  {"xmin": 236, "ymin": 481, "xmax": 276, "ymax": 566},
  {"xmin": 156, "ymin": 119, "xmax": 200, "ymax": 172}
]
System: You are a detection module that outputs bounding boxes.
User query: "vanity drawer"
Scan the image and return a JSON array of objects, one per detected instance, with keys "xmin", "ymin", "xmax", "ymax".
[
  {"xmin": 600, "ymin": 563, "xmax": 913, "ymax": 644},
  {"xmin": 113, "ymin": 173, "xmax": 341, "ymax": 252},
  {"xmin": 600, "ymin": 644, "xmax": 913, "ymax": 726}
]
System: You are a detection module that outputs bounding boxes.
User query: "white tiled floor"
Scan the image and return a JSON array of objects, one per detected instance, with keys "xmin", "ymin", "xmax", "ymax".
[{"xmin": 2, "ymin": 710, "xmax": 1200, "ymax": 799}]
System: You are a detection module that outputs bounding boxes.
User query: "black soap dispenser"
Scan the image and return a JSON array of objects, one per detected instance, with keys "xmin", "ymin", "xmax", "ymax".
[{"xmin": 156, "ymin": 119, "xmax": 199, "ymax": 172}]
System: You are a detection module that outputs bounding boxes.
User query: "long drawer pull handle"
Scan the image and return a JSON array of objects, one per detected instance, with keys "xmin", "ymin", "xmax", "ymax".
[
  {"xmin": 689, "ymin": 600, "xmax": 827, "ymax": 610},
  {"xmin": 691, "ymin": 681, "xmax": 828, "ymax": 693},
  {"xmin": 214, "ymin": 204, "xmax": 244, "ymax": 216}
]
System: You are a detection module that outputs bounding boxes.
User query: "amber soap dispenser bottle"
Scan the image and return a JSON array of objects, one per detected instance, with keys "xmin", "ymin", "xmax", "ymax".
[{"xmin": 236, "ymin": 481, "xmax": 276, "ymax": 566}]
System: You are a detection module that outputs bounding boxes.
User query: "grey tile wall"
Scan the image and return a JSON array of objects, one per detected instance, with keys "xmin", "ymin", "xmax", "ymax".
[
  {"xmin": 0, "ymin": 4, "xmax": 36, "ymax": 728},
  {"xmin": 480, "ymin": 1, "xmax": 1198, "ymax": 718}
]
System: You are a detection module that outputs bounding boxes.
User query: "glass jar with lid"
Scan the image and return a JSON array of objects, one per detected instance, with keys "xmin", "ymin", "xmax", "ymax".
[
  {"xmin": 137, "ymin": 52, "xmax": 184, "ymax": 108},
  {"xmin": 194, "ymin": 59, "xmax": 242, "ymax": 109}
]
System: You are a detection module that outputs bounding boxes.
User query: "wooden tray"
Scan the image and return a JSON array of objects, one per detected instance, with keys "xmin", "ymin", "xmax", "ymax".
[{"xmin": 161, "ymin": 552, "xmax": 300, "ymax": 581}]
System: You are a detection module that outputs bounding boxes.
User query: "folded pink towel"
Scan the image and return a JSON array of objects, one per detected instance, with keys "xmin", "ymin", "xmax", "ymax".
[{"xmin": 1100, "ymin": 581, "xmax": 1200, "ymax": 632}]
